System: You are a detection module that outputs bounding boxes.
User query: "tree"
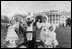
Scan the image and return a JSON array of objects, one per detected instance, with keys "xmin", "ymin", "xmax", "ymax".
[
  {"xmin": 66, "ymin": 18, "xmax": 71, "ymax": 27},
  {"xmin": 1, "ymin": 15, "xmax": 10, "ymax": 23},
  {"xmin": 1, "ymin": 15, "xmax": 10, "ymax": 29}
]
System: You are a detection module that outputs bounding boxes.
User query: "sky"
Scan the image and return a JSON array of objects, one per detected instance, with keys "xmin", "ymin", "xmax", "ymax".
[{"xmin": 1, "ymin": 1, "xmax": 71, "ymax": 18}]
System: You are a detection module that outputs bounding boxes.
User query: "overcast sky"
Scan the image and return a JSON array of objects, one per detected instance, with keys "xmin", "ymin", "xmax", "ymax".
[{"xmin": 1, "ymin": 1, "xmax": 71, "ymax": 18}]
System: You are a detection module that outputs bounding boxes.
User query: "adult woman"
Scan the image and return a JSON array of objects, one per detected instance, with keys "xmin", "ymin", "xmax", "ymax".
[
  {"xmin": 36, "ymin": 15, "xmax": 51, "ymax": 41},
  {"xmin": 36, "ymin": 15, "xmax": 58, "ymax": 48}
]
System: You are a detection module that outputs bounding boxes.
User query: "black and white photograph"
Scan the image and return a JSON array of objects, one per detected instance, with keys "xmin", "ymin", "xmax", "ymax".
[{"xmin": 1, "ymin": 1, "xmax": 71, "ymax": 48}]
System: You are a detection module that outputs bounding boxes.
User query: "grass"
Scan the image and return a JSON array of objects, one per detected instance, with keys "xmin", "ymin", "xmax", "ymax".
[
  {"xmin": 55, "ymin": 27, "xmax": 71, "ymax": 48},
  {"xmin": 1, "ymin": 27, "xmax": 8, "ymax": 48},
  {"xmin": 1, "ymin": 26, "xmax": 71, "ymax": 48}
]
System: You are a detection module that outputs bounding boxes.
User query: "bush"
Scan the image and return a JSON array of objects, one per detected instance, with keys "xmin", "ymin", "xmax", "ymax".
[
  {"xmin": 66, "ymin": 18, "xmax": 71, "ymax": 27},
  {"xmin": 1, "ymin": 15, "xmax": 10, "ymax": 23}
]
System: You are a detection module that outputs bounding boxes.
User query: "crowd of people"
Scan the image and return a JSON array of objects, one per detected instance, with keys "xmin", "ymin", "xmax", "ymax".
[{"xmin": 3, "ymin": 13, "xmax": 58, "ymax": 48}]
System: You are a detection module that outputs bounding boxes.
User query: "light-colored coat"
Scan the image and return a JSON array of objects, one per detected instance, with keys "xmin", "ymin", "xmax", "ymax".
[{"xmin": 5, "ymin": 22, "xmax": 19, "ymax": 48}]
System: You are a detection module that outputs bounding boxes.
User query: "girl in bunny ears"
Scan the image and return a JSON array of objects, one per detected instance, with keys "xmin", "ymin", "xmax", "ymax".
[
  {"xmin": 36, "ymin": 15, "xmax": 58, "ymax": 48},
  {"xmin": 44, "ymin": 25, "xmax": 58, "ymax": 48}
]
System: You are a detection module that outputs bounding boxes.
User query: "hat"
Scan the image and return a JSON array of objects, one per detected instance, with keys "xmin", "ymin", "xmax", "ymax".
[{"xmin": 42, "ymin": 15, "xmax": 48, "ymax": 22}]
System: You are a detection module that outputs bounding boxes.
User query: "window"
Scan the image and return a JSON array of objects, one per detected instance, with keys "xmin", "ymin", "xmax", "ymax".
[
  {"xmin": 56, "ymin": 15, "xmax": 58, "ymax": 19},
  {"xmin": 53, "ymin": 15, "xmax": 55, "ymax": 19},
  {"xmin": 53, "ymin": 20, "xmax": 55, "ymax": 23},
  {"xmin": 56, "ymin": 15, "xmax": 58, "ymax": 16},
  {"xmin": 50, "ymin": 18, "xmax": 52, "ymax": 23},
  {"xmin": 53, "ymin": 19, "xmax": 55, "ymax": 21},
  {"xmin": 50, "ymin": 15, "xmax": 52, "ymax": 19}
]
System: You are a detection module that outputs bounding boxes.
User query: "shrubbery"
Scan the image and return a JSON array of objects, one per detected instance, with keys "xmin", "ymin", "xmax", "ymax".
[
  {"xmin": 66, "ymin": 18, "xmax": 71, "ymax": 27},
  {"xmin": 1, "ymin": 15, "xmax": 10, "ymax": 29}
]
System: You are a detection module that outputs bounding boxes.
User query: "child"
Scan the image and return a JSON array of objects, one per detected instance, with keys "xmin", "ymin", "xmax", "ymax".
[
  {"xmin": 44, "ymin": 26, "xmax": 58, "ymax": 48},
  {"xmin": 4, "ymin": 20, "xmax": 19, "ymax": 48}
]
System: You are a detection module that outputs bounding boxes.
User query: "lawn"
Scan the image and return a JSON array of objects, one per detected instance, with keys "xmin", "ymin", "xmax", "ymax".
[
  {"xmin": 55, "ymin": 27, "xmax": 71, "ymax": 48},
  {"xmin": 1, "ymin": 26, "xmax": 71, "ymax": 48},
  {"xmin": 1, "ymin": 27, "xmax": 8, "ymax": 48}
]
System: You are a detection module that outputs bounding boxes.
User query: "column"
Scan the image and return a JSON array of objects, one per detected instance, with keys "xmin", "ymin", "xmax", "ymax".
[
  {"xmin": 50, "ymin": 15, "xmax": 52, "ymax": 24},
  {"xmin": 53, "ymin": 15, "xmax": 54, "ymax": 24},
  {"xmin": 48, "ymin": 15, "xmax": 49, "ymax": 23},
  {"xmin": 52, "ymin": 15, "xmax": 53, "ymax": 24},
  {"xmin": 55, "ymin": 14, "xmax": 56, "ymax": 24},
  {"xmin": 58, "ymin": 15, "xmax": 59, "ymax": 24},
  {"xmin": 56, "ymin": 14, "xmax": 57, "ymax": 24},
  {"xmin": 59, "ymin": 15, "xmax": 60, "ymax": 23},
  {"xmin": 54, "ymin": 15, "xmax": 55, "ymax": 24},
  {"xmin": 57, "ymin": 15, "xmax": 58, "ymax": 24}
]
